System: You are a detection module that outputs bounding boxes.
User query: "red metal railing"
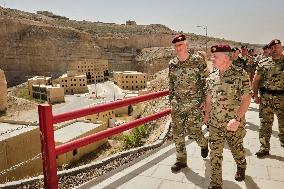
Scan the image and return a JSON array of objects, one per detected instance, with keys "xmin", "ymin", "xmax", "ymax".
[{"xmin": 38, "ymin": 90, "xmax": 170, "ymax": 189}]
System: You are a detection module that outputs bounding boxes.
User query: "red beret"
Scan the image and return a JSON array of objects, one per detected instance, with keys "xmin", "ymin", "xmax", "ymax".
[
  {"xmin": 211, "ymin": 44, "xmax": 231, "ymax": 53},
  {"xmin": 172, "ymin": 34, "xmax": 186, "ymax": 44},
  {"xmin": 268, "ymin": 39, "xmax": 281, "ymax": 47}
]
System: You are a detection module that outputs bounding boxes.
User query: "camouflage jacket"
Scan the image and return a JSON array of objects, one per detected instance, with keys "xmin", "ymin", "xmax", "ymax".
[
  {"xmin": 206, "ymin": 65, "xmax": 251, "ymax": 124},
  {"xmin": 256, "ymin": 55, "xmax": 284, "ymax": 90},
  {"xmin": 233, "ymin": 56, "xmax": 246, "ymax": 70},
  {"xmin": 168, "ymin": 52, "xmax": 208, "ymax": 105},
  {"xmin": 233, "ymin": 55, "xmax": 248, "ymax": 70}
]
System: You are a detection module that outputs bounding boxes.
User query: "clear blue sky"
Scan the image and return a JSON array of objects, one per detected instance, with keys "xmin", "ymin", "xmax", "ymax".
[{"xmin": 2, "ymin": 0, "xmax": 284, "ymax": 44}]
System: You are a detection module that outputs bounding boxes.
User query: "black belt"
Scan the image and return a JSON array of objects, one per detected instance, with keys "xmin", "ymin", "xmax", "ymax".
[{"xmin": 260, "ymin": 87, "xmax": 284, "ymax": 96}]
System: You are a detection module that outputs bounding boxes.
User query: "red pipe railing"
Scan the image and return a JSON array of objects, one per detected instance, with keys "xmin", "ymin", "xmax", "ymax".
[
  {"xmin": 53, "ymin": 90, "xmax": 169, "ymax": 124},
  {"xmin": 38, "ymin": 90, "xmax": 170, "ymax": 189}
]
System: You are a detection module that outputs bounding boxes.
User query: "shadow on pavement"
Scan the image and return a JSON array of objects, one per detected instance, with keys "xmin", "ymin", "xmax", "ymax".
[
  {"xmin": 246, "ymin": 122, "xmax": 278, "ymax": 138},
  {"xmin": 248, "ymin": 107, "xmax": 259, "ymax": 113},
  {"xmin": 244, "ymin": 175, "xmax": 261, "ymax": 189},
  {"xmin": 267, "ymin": 154, "xmax": 284, "ymax": 162}
]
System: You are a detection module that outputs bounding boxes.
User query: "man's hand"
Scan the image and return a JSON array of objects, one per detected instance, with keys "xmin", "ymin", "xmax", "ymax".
[{"xmin": 227, "ymin": 119, "xmax": 240, "ymax": 131}]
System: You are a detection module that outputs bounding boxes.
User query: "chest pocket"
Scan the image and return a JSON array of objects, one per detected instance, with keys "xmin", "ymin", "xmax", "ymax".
[{"xmin": 177, "ymin": 68, "xmax": 198, "ymax": 88}]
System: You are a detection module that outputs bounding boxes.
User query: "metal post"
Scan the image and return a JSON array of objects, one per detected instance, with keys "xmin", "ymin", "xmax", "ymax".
[{"xmin": 38, "ymin": 104, "xmax": 58, "ymax": 189}]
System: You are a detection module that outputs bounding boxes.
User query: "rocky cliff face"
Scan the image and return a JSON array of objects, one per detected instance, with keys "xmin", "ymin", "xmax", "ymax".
[{"xmin": 0, "ymin": 15, "xmax": 102, "ymax": 86}]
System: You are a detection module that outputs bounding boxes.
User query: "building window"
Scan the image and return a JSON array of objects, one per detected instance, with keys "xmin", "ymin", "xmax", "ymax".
[
  {"xmin": 74, "ymin": 79, "xmax": 76, "ymax": 82},
  {"xmin": 65, "ymin": 80, "xmax": 67, "ymax": 82},
  {"xmin": 144, "ymin": 76, "xmax": 146, "ymax": 78},
  {"xmin": 71, "ymin": 79, "xmax": 72, "ymax": 81},
  {"xmin": 126, "ymin": 76, "xmax": 128, "ymax": 78},
  {"xmin": 83, "ymin": 84, "xmax": 85, "ymax": 86},
  {"xmin": 73, "ymin": 149, "xmax": 77, "ymax": 156},
  {"xmin": 71, "ymin": 84, "xmax": 73, "ymax": 86}
]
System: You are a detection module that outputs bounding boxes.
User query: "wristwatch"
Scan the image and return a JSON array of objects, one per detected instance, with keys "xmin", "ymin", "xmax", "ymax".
[{"xmin": 234, "ymin": 115, "xmax": 242, "ymax": 122}]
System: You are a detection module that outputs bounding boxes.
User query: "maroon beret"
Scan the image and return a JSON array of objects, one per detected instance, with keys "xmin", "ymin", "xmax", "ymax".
[
  {"xmin": 268, "ymin": 39, "xmax": 281, "ymax": 47},
  {"xmin": 211, "ymin": 44, "xmax": 231, "ymax": 53},
  {"xmin": 172, "ymin": 34, "xmax": 186, "ymax": 44}
]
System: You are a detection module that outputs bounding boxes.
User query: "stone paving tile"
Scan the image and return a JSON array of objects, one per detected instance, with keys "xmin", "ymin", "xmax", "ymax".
[
  {"xmin": 150, "ymin": 164, "xmax": 184, "ymax": 182},
  {"xmin": 118, "ymin": 175, "xmax": 162, "ymax": 189},
  {"xmin": 246, "ymin": 165, "xmax": 269, "ymax": 180},
  {"xmin": 158, "ymin": 180, "xmax": 196, "ymax": 189},
  {"xmin": 267, "ymin": 167, "xmax": 284, "ymax": 182},
  {"xmin": 252, "ymin": 178, "xmax": 284, "ymax": 189}
]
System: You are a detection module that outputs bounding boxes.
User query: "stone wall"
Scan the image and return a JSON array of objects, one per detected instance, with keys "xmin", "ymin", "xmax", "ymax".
[{"xmin": 0, "ymin": 69, "xmax": 7, "ymax": 112}]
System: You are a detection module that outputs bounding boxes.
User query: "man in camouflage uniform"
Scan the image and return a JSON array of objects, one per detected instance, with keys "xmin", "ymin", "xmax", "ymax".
[
  {"xmin": 252, "ymin": 39, "xmax": 284, "ymax": 158},
  {"xmin": 259, "ymin": 44, "xmax": 271, "ymax": 62},
  {"xmin": 246, "ymin": 48, "xmax": 257, "ymax": 84},
  {"xmin": 169, "ymin": 34, "xmax": 209, "ymax": 172},
  {"xmin": 232, "ymin": 47, "xmax": 245, "ymax": 69},
  {"xmin": 205, "ymin": 44, "xmax": 252, "ymax": 189}
]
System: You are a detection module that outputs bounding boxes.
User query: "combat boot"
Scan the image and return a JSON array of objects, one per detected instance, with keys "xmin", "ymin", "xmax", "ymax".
[
  {"xmin": 171, "ymin": 162, "xmax": 187, "ymax": 173},
  {"xmin": 235, "ymin": 166, "xmax": 246, "ymax": 181},
  {"xmin": 201, "ymin": 145, "xmax": 209, "ymax": 158},
  {"xmin": 255, "ymin": 150, "xmax": 269, "ymax": 158}
]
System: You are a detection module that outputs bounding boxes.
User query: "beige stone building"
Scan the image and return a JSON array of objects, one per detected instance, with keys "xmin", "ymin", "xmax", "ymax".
[
  {"xmin": 114, "ymin": 71, "xmax": 147, "ymax": 90},
  {"xmin": 59, "ymin": 72, "xmax": 88, "ymax": 94},
  {"xmin": 0, "ymin": 123, "xmax": 41, "ymax": 183},
  {"xmin": 32, "ymin": 85, "xmax": 65, "ymax": 104},
  {"xmin": 68, "ymin": 59, "xmax": 109, "ymax": 83},
  {"xmin": 85, "ymin": 110, "xmax": 115, "ymax": 127},
  {"xmin": 54, "ymin": 121, "xmax": 107, "ymax": 166},
  {"xmin": 27, "ymin": 76, "xmax": 52, "ymax": 96},
  {"xmin": 0, "ymin": 69, "xmax": 7, "ymax": 112}
]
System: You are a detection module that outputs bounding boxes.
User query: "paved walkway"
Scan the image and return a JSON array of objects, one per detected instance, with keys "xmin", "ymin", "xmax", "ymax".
[{"xmin": 77, "ymin": 101, "xmax": 284, "ymax": 189}]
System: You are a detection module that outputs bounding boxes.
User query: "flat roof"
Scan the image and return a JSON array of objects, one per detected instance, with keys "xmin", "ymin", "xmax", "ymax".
[
  {"xmin": 0, "ymin": 123, "xmax": 37, "ymax": 141},
  {"xmin": 60, "ymin": 74, "xmax": 86, "ymax": 78},
  {"xmin": 54, "ymin": 121, "xmax": 102, "ymax": 143}
]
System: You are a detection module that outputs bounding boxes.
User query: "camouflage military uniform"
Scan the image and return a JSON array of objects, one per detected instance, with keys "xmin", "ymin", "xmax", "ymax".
[
  {"xmin": 169, "ymin": 51, "xmax": 208, "ymax": 164},
  {"xmin": 233, "ymin": 55, "xmax": 246, "ymax": 70},
  {"xmin": 256, "ymin": 55, "xmax": 284, "ymax": 151},
  {"xmin": 206, "ymin": 65, "xmax": 251, "ymax": 187},
  {"xmin": 246, "ymin": 55, "xmax": 258, "ymax": 83}
]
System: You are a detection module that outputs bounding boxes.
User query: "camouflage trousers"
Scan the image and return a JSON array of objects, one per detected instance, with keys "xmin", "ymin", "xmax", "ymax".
[
  {"xmin": 209, "ymin": 125, "xmax": 246, "ymax": 187},
  {"xmin": 171, "ymin": 103, "xmax": 208, "ymax": 163},
  {"xmin": 259, "ymin": 94, "xmax": 284, "ymax": 151}
]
